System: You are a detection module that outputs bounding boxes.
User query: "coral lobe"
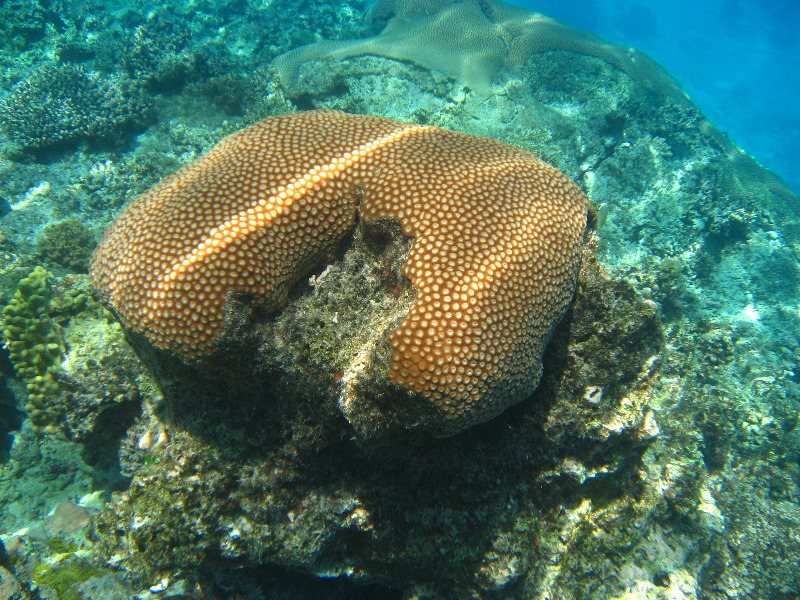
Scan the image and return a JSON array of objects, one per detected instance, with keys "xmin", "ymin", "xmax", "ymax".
[{"xmin": 91, "ymin": 110, "xmax": 590, "ymax": 431}]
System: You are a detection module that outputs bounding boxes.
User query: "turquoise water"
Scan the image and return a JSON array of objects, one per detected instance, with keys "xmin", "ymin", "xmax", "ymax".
[
  {"xmin": 519, "ymin": 0, "xmax": 800, "ymax": 196},
  {"xmin": 0, "ymin": 1, "xmax": 798, "ymax": 598}
]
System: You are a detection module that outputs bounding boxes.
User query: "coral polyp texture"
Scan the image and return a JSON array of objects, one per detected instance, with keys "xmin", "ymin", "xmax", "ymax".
[{"xmin": 90, "ymin": 110, "xmax": 590, "ymax": 428}]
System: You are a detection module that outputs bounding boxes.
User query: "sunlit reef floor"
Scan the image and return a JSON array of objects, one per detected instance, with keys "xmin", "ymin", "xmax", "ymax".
[{"xmin": 0, "ymin": 0, "xmax": 799, "ymax": 599}]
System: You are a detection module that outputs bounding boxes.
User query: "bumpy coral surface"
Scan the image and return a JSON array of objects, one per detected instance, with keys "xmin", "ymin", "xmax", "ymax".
[
  {"xmin": 91, "ymin": 110, "xmax": 590, "ymax": 429},
  {"xmin": 1, "ymin": 266, "xmax": 64, "ymax": 428}
]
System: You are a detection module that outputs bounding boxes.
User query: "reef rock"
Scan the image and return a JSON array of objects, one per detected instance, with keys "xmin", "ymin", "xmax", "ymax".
[
  {"xmin": 86, "ymin": 103, "xmax": 665, "ymax": 596},
  {"xmin": 91, "ymin": 225, "xmax": 664, "ymax": 592},
  {"xmin": 273, "ymin": 0, "xmax": 688, "ymax": 102}
]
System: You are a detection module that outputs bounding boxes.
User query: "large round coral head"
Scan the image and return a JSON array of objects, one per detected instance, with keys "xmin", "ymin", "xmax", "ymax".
[{"xmin": 91, "ymin": 110, "xmax": 591, "ymax": 426}]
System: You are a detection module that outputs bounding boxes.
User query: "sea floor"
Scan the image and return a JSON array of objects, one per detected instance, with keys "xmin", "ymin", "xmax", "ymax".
[{"xmin": 0, "ymin": 1, "xmax": 798, "ymax": 599}]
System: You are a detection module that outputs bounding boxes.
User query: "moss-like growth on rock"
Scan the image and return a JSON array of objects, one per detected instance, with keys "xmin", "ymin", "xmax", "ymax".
[
  {"xmin": 36, "ymin": 219, "xmax": 96, "ymax": 274},
  {"xmin": 2, "ymin": 266, "xmax": 65, "ymax": 428},
  {"xmin": 32, "ymin": 557, "xmax": 105, "ymax": 600}
]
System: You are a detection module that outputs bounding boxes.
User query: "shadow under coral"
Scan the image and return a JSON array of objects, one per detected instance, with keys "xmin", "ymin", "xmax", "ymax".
[{"xmin": 91, "ymin": 233, "xmax": 664, "ymax": 589}]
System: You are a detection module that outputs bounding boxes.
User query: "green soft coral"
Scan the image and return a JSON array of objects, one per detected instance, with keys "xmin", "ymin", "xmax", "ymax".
[{"xmin": 2, "ymin": 266, "xmax": 65, "ymax": 428}]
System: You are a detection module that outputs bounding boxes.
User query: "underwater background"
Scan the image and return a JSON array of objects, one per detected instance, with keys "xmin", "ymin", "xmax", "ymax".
[
  {"xmin": 0, "ymin": 0, "xmax": 798, "ymax": 599},
  {"xmin": 518, "ymin": 0, "xmax": 800, "ymax": 197}
]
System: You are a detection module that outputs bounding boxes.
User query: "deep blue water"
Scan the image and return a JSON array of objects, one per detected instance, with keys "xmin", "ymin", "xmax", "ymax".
[{"xmin": 514, "ymin": 0, "xmax": 800, "ymax": 196}]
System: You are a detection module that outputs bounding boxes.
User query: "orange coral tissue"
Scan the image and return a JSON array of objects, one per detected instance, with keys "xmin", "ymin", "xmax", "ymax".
[{"xmin": 91, "ymin": 110, "xmax": 592, "ymax": 429}]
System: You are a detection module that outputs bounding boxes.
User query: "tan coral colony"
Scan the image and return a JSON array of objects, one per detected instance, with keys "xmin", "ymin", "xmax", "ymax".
[{"xmin": 91, "ymin": 110, "xmax": 591, "ymax": 428}]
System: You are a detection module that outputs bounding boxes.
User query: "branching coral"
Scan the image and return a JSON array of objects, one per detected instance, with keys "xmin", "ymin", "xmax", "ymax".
[
  {"xmin": 36, "ymin": 219, "xmax": 97, "ymax": 273},
  {"xmin": 0, "ymin": 63, "xmax": 153, "ymax": 149}
]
